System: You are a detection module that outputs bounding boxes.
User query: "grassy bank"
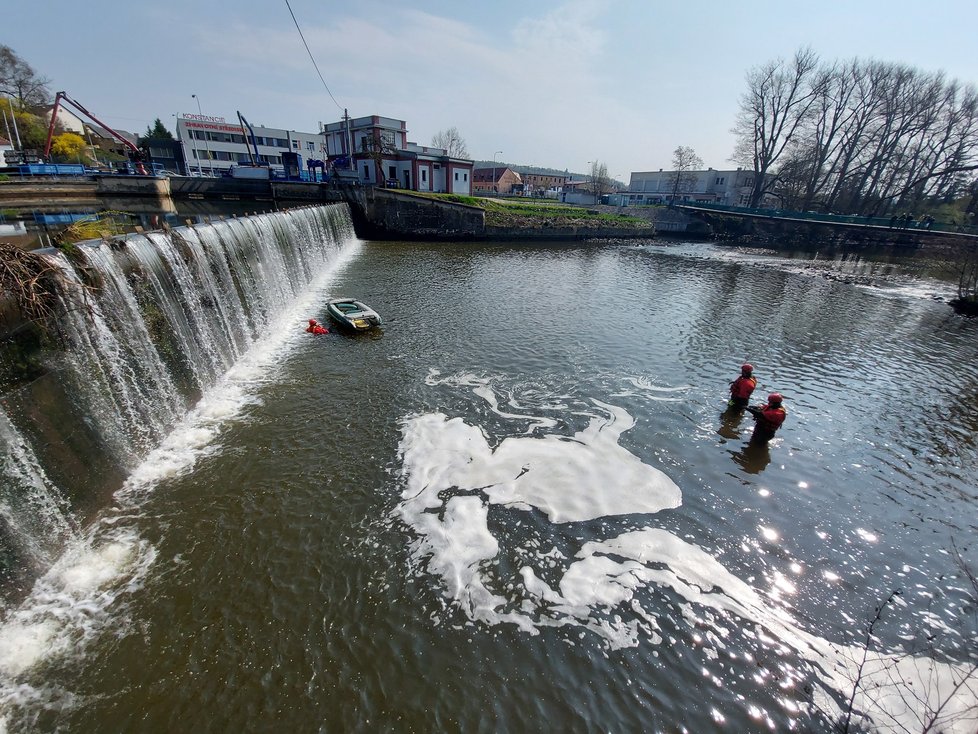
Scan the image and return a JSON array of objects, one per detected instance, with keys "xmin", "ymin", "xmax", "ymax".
[{"xmin": 405, "ymin": 192, "xmax": 649, "ymax": 229}]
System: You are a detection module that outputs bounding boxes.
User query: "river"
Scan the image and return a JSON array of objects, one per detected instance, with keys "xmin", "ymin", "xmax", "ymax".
[{"xmin": 1, "ymin": 222, "xmax": 976, "ymax": 732}]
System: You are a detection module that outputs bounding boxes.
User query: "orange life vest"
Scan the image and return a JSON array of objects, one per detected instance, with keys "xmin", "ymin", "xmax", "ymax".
[
  {"xmin": 755, "ymin": 403, "xmax": 786, "ymax": 432},
  {"xmin": 730, "ymin": 375, "xmax": 757, "ymax": 401}
]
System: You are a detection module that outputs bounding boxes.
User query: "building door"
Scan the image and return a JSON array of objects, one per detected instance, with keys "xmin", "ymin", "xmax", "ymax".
[{"xmin": 403, "ymin": 170, "xmax": 411, "ymax": 190}]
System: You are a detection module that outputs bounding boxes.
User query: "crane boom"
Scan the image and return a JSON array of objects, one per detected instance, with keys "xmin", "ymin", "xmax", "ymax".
[{"xmin": 45, "ymin": 91, "xmax": 147, "ymax": 174}]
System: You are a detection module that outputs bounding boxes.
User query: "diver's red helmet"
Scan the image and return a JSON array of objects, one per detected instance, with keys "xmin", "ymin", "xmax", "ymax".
[
  {"xmin": 768, "ymin": 392, "xmax": 783, "ymax": 404},
  {"xmin": 741, "ymin": 363, "xmax": 753, "ymax": 373},
  {"xmin": 309, "ymin": 319, "xmax": 317, "ymax": 325}
]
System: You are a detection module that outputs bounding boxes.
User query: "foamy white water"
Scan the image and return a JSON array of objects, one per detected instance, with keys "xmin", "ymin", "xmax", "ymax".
[{"xmin": 395, "ymin": 374, "xmax": 978, "ymax": 733}]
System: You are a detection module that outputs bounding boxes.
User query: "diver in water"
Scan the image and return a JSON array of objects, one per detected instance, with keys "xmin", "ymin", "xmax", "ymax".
[
  {"xmin": 747, "ymin": 392, "xmax": 786, "ymax": 443},
  {"xmin": 306, "ymin": 318, "xmax": 329, "ymax": 335},
  {"xmin": 728, "ymin": 363, "xmax": 757, "ymax": 410}
]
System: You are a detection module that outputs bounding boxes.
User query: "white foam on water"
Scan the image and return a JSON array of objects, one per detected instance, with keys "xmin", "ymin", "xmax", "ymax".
[
  {"xmin": 613, "ymin": 376, "xmax": 692, "ymax": 402},
  {"xmin": 425, "ymin": 370, "xmax": 562, "ymax": 432},
  {"xmin": 399, "ymin": 404, "xmax": 681, "ymax": 526},
  {"xmin": 395, "ymin": 379, "xmax": 978, "ymax": 733},
  {"xmin": 0, "ymin": 239, "xmax": 363, "ymax": 726}
]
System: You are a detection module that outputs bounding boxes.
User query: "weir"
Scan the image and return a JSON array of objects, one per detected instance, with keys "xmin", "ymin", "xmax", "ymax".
[{"xmin": 0, "ymin": 204, "xmax": 357, "ymax": 597}]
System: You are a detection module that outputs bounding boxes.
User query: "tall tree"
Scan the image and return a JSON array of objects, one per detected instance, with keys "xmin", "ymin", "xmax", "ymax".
[
  {"xmin": 0, "ymin": 45, "xmax": 51, "ymax": 110},
  {"xmin": 734, "ymin": 52, "xmax": 978, "ymax": 216},
  {"xmin": 431, "ymin": 127, "xmax": 469, "ymax": 158},
  {"xmin": 732, "ymin": 47, "xmax": 822, "ymax": 207},
  {"xmin": 668, "ymin": 145, "xmax": 703, "ymax": 203},
  {"xmin": 586, "ymin": 160, "xmax": 609, "ymax": 199},
  {"xmin": 142, "ymin": 118, "xmax": 174, "ymax": 141}
]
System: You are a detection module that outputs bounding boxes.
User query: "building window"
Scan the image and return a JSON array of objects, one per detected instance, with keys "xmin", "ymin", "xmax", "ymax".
[
  {"xmin": 463, "ymin": 173, "xmax": 468, "ymax": 182},
  {"xmin": 422, "ymin": 169, "xmax": 427, "ymax": 182},
  {"xmin": 363, "ymin": 164, "xmax": 370, "ymax": 180},
  {"xmin": 716, "ymin": 177, "xmax": 725, "ymax": 185},
  {"xmin": 292, "ymin": 140, "xmax": 299, "ymax": 149},
  {"xmin": 454, "ymin": 171, "xmax": 459, "ymax": 181},
  {"xmin": 307, "ymin": 141, "xmax": 315, "ymax": 152}
]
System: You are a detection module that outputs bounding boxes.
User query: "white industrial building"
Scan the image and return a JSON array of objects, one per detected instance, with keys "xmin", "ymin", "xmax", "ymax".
[
  {"xmin": 321, "ymin": 114, "xmax": 472, "ymax": 194},
  {"xmin": 175, "ymin": 114, "xmax": 326, "ymax": 176},
  {"xmin": 624, "ymin": 168, "xmax": 774, "ymax": 207},
  {"xmin": 174, "ymin": 112, "xmax": 472, "ymax": 192}
]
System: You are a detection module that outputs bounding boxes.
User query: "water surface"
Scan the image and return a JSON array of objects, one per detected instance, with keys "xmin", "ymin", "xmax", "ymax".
[{"xmin": 3, "ymin": 238, "xmax": 977, "ymax": 732}]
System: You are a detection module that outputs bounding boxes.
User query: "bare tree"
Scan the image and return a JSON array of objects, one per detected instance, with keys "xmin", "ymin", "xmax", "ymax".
[
  {"xmin": 733, "ymin": 50, "xmax": 978, "ymax": 216},
  {"xmin": 668, "ymin": 145, "xmax": 703, "ymax": 203},
  {"xmin": 826, "ymin": 546, "xmax": 978, "ymax": 733},
  {"xmin": 360, "ymin": 131, "xmax": 398, "ymax": 186},
  {"xmin": 0, "ymin": 45, "xmax": 51, "ymax": 110},
  {"xmin": 732, "ymin": 47, "xmax": 823, "ymax": 207},
  {"xmin": 431, "ymin": 127, "xmax": 469, "ymax": 159},
  {"xmin": 586, "ymin": 160, "xmax": 609, "ymax": 200}
]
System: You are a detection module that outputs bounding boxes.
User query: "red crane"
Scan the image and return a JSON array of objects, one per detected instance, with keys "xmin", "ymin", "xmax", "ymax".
[{"xmin": 44, "ymin": 91, "xmax": 148, "ymax": 174}]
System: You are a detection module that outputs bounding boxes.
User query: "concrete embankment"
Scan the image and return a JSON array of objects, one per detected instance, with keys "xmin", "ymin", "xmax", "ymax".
[
  {"xmin": 357, "ymin": 190, "xmax": 658, "ymax": 241},
  {"xmin": 2, "ymin": 178, "xmax": 662, "ymax": 241},
  {"xmin": 0, "ymin": 176, "xmax": 170, "ymax": 208}
]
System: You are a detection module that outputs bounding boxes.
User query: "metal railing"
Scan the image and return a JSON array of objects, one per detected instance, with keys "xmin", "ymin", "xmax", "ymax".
[{"xmin": 678, "ymin": 201, "xmax": 978, "ymax": 236}]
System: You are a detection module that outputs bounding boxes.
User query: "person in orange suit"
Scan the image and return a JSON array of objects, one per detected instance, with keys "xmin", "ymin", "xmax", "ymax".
[
  {"xmin": 306, "ymin": 318, "xmax": 329, "ymax": 335},
  {"xmin": 747, "ymin": 393, "xmax": 787, "ymax": 443}
]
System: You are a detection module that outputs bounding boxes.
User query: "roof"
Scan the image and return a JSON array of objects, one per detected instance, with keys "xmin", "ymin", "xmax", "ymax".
[
  {"xmin": 85, "ymin": 123, "xmax": 138, "ymax": 145},
  {"xmin": 0, "ymin": 135, "xmax": 10, "ymax": 146},
  {"xmin": 472, "ymin": 167, "xmax": 520, "ymax": 183}
]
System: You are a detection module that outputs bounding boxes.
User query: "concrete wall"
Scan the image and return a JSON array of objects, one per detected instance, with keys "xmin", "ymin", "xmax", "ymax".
[
  {"xmin": 360, "ymin": 189, "xmax": 485, "ymax": 239},
  {"xmin": 0, "ymin": 180, "xmax": 99, "ymax": 207},
  {"xmin": 94, "ymin": 175, "xmax": 170, "ymax": 197}
]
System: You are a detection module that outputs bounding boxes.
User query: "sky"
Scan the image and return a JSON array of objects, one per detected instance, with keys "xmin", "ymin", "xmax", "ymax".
[{"xmin": 7, "ymin": 0, "xmax": 978, "ymax": 181}]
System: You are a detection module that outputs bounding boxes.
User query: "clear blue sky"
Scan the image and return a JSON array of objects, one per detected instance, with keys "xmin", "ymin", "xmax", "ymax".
[{"xmin": 8, "ymin": 0, "xmax": 978, "ymax": 179}]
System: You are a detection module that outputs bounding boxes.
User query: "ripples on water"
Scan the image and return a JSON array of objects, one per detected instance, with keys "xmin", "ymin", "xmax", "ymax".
[{"xmin": 2, "ymin": 239, "xmax": 977, "ymax": 732}]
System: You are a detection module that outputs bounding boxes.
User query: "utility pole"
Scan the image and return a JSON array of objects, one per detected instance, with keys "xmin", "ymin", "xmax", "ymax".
[
  {"xmin": 343, "ymin": 109, "xmax": 354, "ymax": 171},
  {"xmin": 1, "ymin": 108, "xmax": 14, "ymax": 153},
  {"xmin": 10, "ymin": 105, "xmax": 22, "ymax": 151}
]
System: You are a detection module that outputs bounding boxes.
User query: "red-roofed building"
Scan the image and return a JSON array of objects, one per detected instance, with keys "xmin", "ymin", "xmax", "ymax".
[{"xmin": 472, "ymin": 167, "xmax": 522, "ymax": 194}]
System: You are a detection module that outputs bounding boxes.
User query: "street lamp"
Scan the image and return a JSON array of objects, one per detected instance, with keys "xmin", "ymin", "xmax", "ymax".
[
  {"xmin": 180, "ymin": 111, "xmax": 199, "ymax": 176},
  {"xmin": 493, "ymin": 150, "xmax": 502, "ymax": 194},
  {"xmin": 191, "ymin": 94, "xmax": 215, "ymax": 176}
]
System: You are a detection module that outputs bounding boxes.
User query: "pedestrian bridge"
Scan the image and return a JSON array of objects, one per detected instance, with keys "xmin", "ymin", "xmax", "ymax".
[{"xmin": 674, "ymin": 202, "xmax": 978, "ymax": 248}]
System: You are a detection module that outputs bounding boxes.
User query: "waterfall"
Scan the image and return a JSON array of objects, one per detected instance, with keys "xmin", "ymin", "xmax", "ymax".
[{"xmin": 0, "ymin": 204, "xmax": 357, "ymax": 592}]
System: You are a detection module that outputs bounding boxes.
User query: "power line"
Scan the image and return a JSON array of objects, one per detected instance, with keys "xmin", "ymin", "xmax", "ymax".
[{"xmin": 284, "ymin": 0, "xmax": 343, "ymax": 111}]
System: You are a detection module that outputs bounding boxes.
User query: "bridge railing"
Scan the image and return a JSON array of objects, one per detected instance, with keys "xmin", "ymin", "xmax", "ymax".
[{"xmin": 679, "ymin": 201, "xmax": 978, "ymax": 236}]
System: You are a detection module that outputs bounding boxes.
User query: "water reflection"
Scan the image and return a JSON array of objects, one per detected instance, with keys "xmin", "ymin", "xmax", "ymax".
[
  {"xmin": 719, "ymin": 407, "xmax": 774, "ymax": 473},
  {"xmin": 718, "ymin": 406, "xmax": 746, "ymax": 440},
  {"xmin": 730, "ymin": 440, "xmax": 773, "ymax": 474}
]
